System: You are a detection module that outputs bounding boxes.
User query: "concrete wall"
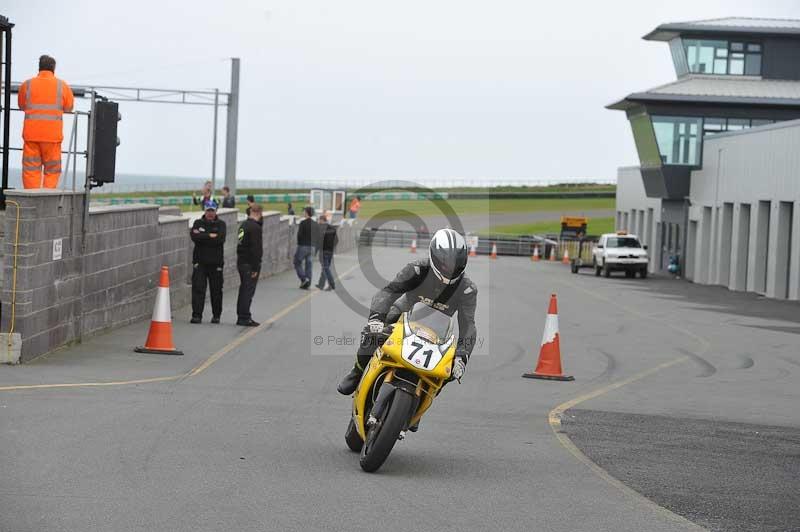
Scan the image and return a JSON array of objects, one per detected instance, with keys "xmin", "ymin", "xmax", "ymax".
[
  {"xmin": 687, "ymin": 119, "xmax": 800, "ymax": 300},
  {"xmin": 1, "ymin": 191, "xmax": 358, "ymax": 363}
]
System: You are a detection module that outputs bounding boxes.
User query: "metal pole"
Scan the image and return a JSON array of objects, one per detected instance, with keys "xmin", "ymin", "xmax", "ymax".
[
  {"xmin": 1, "ymin": 27, "xmax": 12, "ymax": 204},
  {"xmin": 64, "ymin": 113, "xmax": 77, "ymax": 190},
  {"xmin": 71, "ymin": 115, "xmax": 79, "ymax": 192},
  {"xmin": 224, "ymin": 58, "xmax": 240, "ymax": 195},
  {"xmin": 211, "ymin": 87, "xmax": 219, "ymax": 191}
]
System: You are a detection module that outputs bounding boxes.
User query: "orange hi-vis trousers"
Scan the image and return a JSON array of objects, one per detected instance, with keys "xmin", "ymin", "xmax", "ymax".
[{"xmin": 22, "ymin": 141, "xmax": 62, "ymax": 189}]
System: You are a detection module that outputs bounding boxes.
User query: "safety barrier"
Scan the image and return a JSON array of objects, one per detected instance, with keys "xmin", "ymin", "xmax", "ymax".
[
  {"xmin": 359, "ymin": 227, "xmax": 598, "ymax": 261},
  {"xmin": 359, "ymin": 228, "xmax": 556, "ymax": 257},
  {"xmin": 559, "ymin": 237, "xmax": 598, "ymax": 263}
]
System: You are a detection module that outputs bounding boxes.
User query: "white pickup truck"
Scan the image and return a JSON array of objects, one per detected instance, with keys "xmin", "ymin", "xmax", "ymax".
[{"xmin": 592, "ymin": 232, "xmax": 649, "ymax": 278}]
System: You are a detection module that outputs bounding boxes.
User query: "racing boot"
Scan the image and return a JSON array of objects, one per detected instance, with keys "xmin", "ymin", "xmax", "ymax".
[{"xmin": 337, "ymin": 366, "xmax": 363, "ymax": 395}]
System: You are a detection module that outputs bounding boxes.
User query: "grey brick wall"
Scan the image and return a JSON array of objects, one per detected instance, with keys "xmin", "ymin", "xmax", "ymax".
[
  {"xmin": 0, "ymin": 190, "xmax": 359, "ymax": 363},
  {"xmin": 1, "ymin": 191, "xmax": 85, "ymax": 361}
]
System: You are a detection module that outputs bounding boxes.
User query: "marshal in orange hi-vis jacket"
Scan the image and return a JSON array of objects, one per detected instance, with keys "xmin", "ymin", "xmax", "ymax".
[{"xmin": 17, "ymin": 55, "xmax": 74, "ymax": 189}]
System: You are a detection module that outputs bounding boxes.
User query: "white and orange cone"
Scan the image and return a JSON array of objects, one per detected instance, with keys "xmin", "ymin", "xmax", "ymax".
[
  {"xmin": 410, "ymin": 239, "xmax": 417, "ymax": 253},
  {"xmin": 135, "ymin": 266, "xmax": 183, "ymax": 355},
  {"xmin": 469, "ymin": 244, "xmax": 477, "ymax": 257},
  {"xmin": 562, "ymin": 248, "xmax": 570, "ymax": 264},
  {"xmin": 522, "ymin": 294, "xmax": 574, "ymax": 381},
  {"xmin": 490, "ymin": 242, "xmax": 498, "ymax": 260},
  {"xmin": 549, "ymin": 247, "xmax": 556, "ymax": 261},
  {"xmin": 532, "ymin": 246, "xmax": 540, "ymax": 262}
]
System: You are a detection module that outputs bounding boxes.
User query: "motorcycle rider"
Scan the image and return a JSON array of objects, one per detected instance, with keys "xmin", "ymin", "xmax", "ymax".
[{"xmin": 337, "ymin": 228, "xmax": 478, "ymax": 395}]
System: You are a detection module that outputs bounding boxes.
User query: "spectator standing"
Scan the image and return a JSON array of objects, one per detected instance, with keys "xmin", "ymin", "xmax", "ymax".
[
  {"xmin": 236, "ymin": 204, "xmax": 264, "ymax": 326},
  {"xmin": 348, "ymin": 195, "xmax": 361, "ymax": 219},
  {"xmin": 18, "ymin": 55, "xmax": 74, "ymax": 189},
  {"xmin": 287, "ymin": 202, "xmax": 295, "ymax": 216},
  {"xmin": 193, "ymin": 180, "xmax": 215, "ymax": 207},
  {"xmin": 190, "ymin": 200, "xmax": 226, "ymax": 323},
  {"xmin": 221, "ymin": 186, "xmax": 236, "ymax": 208},
  {"xmin": 316, "ymin": 211, "xmax": 339, "ymax": 291},
  {"xmin": 245, "ymin": 194, "xmax": 256, "ymax": 216},
  {"xmin": 294, "ymin": 206, "xmax": 318, "ymax": 289}
]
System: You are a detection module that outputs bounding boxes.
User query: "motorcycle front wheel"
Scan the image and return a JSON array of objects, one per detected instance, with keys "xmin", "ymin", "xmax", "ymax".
[{"xmin": 359, "ymin": 390, "xmax": 414, "ymax": 473}]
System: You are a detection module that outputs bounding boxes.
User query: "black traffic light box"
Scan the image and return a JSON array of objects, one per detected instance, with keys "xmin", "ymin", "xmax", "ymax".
[{"xmin": 90, "ymin": 100, "xmax": 120, "ymax": 183}]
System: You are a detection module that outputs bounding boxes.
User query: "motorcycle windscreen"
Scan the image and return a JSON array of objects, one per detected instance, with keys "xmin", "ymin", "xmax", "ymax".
[{"xmin": 406, "ymin": 302, "xmax": 454, "ymax": 344}]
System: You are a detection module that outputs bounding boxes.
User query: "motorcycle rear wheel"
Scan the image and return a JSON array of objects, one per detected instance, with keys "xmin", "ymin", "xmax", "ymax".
[
  {"xmin": 359, "ymin": 390, "xmax": 414, "ymax": 473},
  {"xmin": 345, "ymin": 418, "xmax": 363, "ymax": 452}
]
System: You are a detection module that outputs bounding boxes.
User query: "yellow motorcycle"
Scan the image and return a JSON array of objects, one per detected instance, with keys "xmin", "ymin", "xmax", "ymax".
[{"xmin": 345, "ymin": 302, "xmax": 457, "ymax": 472}]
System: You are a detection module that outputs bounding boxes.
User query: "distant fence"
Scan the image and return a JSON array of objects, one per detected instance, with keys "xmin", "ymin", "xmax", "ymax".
[
  {"xmin": 359, "ymin": 227, "xmax": 599, "ymax": 261},
  {"xmin": 95, "ymin": 177, "xmax": 616, "ymax": 194},
  {"xmin": 359, "ymin": 227, "xmax": 554, "ymax": 257},
  {"xmin": 92, "ymin": 189, "xmax": 616, "ymax": 206},
  {"xmin": 92, "ymin": 193, "xmax": 308, "ymax": 206},
  {"xmin": 445, "ymin": 191, "xmax": 614, "ymax": 200}
]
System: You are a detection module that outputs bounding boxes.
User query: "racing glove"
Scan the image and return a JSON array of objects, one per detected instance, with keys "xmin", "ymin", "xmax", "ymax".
[
  {"xmin": 452, "ymin": 358, "xmax": 466, "ymax": 382},
  {"xmin": 365, "ymin": 319, "xmax": 385, "ymax": 334},
  {"xmin": 360, "ymin": 319, "xmax": 391, "ymax": 348}
]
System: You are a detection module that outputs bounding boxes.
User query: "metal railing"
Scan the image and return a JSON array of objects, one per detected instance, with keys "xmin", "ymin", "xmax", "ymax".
[
  {"xmin": 3, "ymin": 107, "xmax": 89, "ymax": 192},
  {"xmin": 358, "ymin": 227, "xmax": 554, "ymax": 257},
  {"xmin": 358, "ymin": 227, "xmax": 600, "ymax": 261}
]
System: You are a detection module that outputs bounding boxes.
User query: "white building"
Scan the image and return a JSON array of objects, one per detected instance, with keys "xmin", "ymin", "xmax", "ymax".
[
  {"xmin": 611, "ymin": 17, "xmax": 800, "ymax": 301},
  {"xmin": 617, "ymin": 119, "xmax": 800, "ymax": 300}
]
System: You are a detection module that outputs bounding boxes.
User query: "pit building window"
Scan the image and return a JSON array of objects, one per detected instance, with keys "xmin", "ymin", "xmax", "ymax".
[
  {"xmin": 651, "ymin": 116, "xmax": 702, "ymax": 165},
  {"xmin": 683, "ymin": 39, "xmax": 762, "ymax": 76}
]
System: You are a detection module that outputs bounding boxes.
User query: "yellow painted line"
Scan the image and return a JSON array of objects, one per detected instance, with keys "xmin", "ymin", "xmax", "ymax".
[
  {"xmin": 547, "ymin": 357, "xmax": 705, "ymax": 530},
  {"xmin": 187, "ymin": 290, "xmax": 317, "ymax": 377},
  {"xmin": 0, "ymin": 262, "xmax": 363, "ymax": 393},
  {"xmin": 548, "ymin": 356, "xmax": 688, "ymax": 428},
  {"xmin": 544, "ymin": 275, "xmax": 710, "ymax": 530},
  {"xmin": 0, "ymin": 374, "xmax": 181, "ymax": 392}
]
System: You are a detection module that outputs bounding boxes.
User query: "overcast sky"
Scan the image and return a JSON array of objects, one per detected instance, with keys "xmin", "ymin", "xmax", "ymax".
[{"xmin": 5, "ymin": 1, "xmax": 799, "ymax": 182}]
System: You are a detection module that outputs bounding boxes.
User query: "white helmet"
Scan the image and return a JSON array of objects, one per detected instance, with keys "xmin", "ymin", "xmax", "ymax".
[{"xmin": 428, "ymin": 229, "xmax": 468, "ymax": 285}]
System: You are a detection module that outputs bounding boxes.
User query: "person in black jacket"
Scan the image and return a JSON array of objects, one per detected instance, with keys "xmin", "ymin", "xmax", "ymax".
[
  {"xmin": 221, "ymin": 185, "xmax": 236, "ymax": 208},
  {"xmin": 190, "ymin": 200, "xmax": 226, "ymax": 323},
  {"xmin": 236, "ymin": 204, "xmax": 264, "ymax": 326},
  {"xmin": 315, "ymin": 211, "xmax": 338, "ymax": 290},
  {"xmin": 293, "ymin": 206, "xmax": 318, "ymax": 289}
]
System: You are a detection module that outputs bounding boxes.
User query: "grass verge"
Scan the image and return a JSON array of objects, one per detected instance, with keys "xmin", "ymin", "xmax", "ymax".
[{"xmin": 359, "ymin": 198, "xmax": 614, "ymax": 218}]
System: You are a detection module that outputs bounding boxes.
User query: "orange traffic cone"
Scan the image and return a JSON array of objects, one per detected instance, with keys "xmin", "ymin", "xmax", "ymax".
[
  {"xmin": 469, "ymin": 244, "xmax": 477, "ymax": 257},
  {"xmin": 490, "ymin": 242, "xmax": 498, "ymax": 259},
  {"xmin": 562, "ymin": 248, "xmax": 570, "ymax": 264},
  {"xmin": 135, "ymin": 266, "xmax": 183, "ymax": 355},
  {"xmin": 522, "ymin": 294, "xmax": 574, "ymax": 381},
  {"xmin": 410, "ymin": 239, "xmax": 417, "ymax": 253},
  {"xmin": 532, "ymin": 246, "xmax": 540, "ymax": 262},
  {"xmin": 549, "ymin": 247, "xmax": 556, "ymax": 261}
]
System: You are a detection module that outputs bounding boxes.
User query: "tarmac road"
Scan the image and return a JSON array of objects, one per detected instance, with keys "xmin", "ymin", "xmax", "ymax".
[{"xmin": 1, "ymin": 247, "xmax": 798, "ymax": 531}]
